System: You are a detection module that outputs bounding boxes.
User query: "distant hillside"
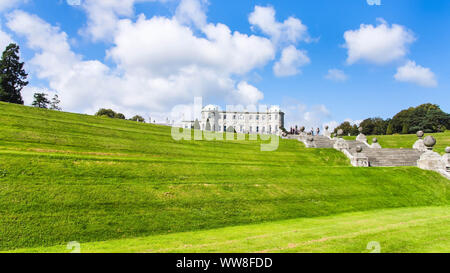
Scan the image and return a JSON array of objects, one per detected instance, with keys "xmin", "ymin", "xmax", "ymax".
[{"xmin": 0, "ymin": 102, "xmax": 449, "ymax": 251}]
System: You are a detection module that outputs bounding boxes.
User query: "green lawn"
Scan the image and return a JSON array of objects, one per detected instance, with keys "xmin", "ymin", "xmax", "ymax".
[
  {"xmin": 8, "ymin": 206, "xmax": 450, "ymax": 253},
  {"xmin": 0, "ymin": 102, "xmax": 449, "ymax": 252},
  {"xmin": 344, "ymin": 131, "xmax": 450, "ymax": 154}
]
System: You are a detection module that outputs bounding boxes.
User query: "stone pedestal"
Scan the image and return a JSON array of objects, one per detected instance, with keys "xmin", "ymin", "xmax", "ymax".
[
  {"xmin": 371, "ymin": 143, "xmax": 382, "ymax": 149},
  {"xmin": 333, "ymin": 138, "xmax": 349, "ymax": 151},
  {"xmin": 413, "ymin": 139, "xmax": 427, "ymax": 152},
  {"xmin": 370, "ymin": 138, "xmax": 382, "ymax": 149},
  {"xmin": 417, "ymin": 151, "xmax": 446, "ymax": 171},
  {"xmin": 352, "ymin": 154, "xmax": 369, "ymax": 167},
  {"xmin": 443, "ymin": 147, "xmax": 450, "ymax": 173},
  {"xmin": 356, "ymin": 133, "xmax": 367, "ymax": 143}
]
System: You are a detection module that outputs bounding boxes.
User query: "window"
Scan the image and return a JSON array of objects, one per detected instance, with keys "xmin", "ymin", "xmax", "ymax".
[
  {"xmin": 249, "ymin": 115, "xmax": 252, "ymax": 120},
  {"xmin": 256, "ymin": 115, "xmax": 259, "ymax": 121},
  {"xmin": 250, "ymin": 126, "xmax": 252, "ymax": 133},
  {"xmin": 262, "ymin": 127, "xmax": 265, "ymax": 133},
  {"xmin": 269, "ymin": 125, "xmax": 272, "ymax": 133},
  {"xmin": 224, "ymin": 126, "xmax": 227, "ymax": 132},
  {"xmin": 257, "ymin": 126, "xmax": 259, "ymax": 133},
  {"xmin": 262, "ymin": 116, "xmax": 265, "ymax": 121},
  {"xmin": 240, "ymin": 125, "xmax": 243, "ymax": 132},
  {"xmin": 233, "ymin": 115, "xmax": 236, "ymax": 120},
  {"xmin": 275, "ymin": 115, "xmax": 278, "ymax": 120}
]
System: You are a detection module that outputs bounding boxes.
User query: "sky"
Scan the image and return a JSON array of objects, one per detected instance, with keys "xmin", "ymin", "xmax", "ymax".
[{"xmin": 0, "ymin": 0, "xmax": 449, "ymax": 129}]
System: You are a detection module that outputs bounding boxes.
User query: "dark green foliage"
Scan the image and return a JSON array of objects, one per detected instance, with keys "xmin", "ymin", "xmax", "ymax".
[
  {"xmin": 0, "ymin": 44, "xmax": 28, "ymax": 104},
  {"xmin": 391, "ymin": 104, "xmax": 450, "ymax": 134},
  {"xmin": 336, "ymin": 104, "xmax": 450, "ymax": 135},
  {"xmin": 334, "ymin": 122, "xmax": 357, "ymax": 136},
  {"xmin": 386, "ymin": 122, "xmax": 393, "ymax": 135},
  {"xmin": 95, "ymin": 108, "xmax": 126, "ymax": 120},
  {"xmin": 50, "ymin": 94, "xmax": 61, "ymax": 111},
  {"xmin": 32, "ymin": 93, "xmax": 50, "ymax": 108},
  {"xmin": 360, "ymin": 118, "xmax": 388, "ymax": 136},
  {"xmin": 130, "ymin": 115, "xmax": 145, "ymax": 123}
]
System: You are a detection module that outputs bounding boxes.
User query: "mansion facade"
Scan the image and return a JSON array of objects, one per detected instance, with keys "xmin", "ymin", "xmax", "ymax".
[{"xmin": 182, "ymin": 105, "xmax": 285, "ymax": 135}]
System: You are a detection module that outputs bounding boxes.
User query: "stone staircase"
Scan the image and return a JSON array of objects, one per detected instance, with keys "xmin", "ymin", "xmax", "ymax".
[
  {"xmin": 312, "ymin": 135, "xmax": 336, "ymax": 148},
  {"xmin": 365, "ymin": 149, "xmax": 423, "ymax": 167},
  {"xmin": 308, "ymin": 136, "xmax": 423, "ymax": 167}
]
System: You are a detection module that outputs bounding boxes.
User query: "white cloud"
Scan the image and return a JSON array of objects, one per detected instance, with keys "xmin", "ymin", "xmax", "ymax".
[
  {"xmin": 343, "ymin": 19, "xmax": 415, "ymax": 65},
  {"xmin": 394, "ymin": 60, "xmax": 437, "ymax": 87},
  {"xmin": 325, "ymin": 69, "xmax": 348, "ymax": 82},
  {"xmin": 0, "ymin": 24, "xmax": 14, "ymax": 50},
  {"xmin": 281, "ymin": 98, "xmax": 332, "ymax": 129},
  {"xmin": 79, "ymin": 0, "xmax": 166, "ymax": 42},
  {"xmin": 249, "ymin": 5, "xmax": 310, "ymax": 45},
  {"xmin": 229, "ymin": 81, "xmax": 264, "ymax": 106},
  {"xmin": 109, "ymin": 16, "xmax": 274, "ymax": 76},
  {"xmin": 175, "ymin": 0, "xmax": 208, "ymax": 29},
  {"xmin": 0, "ymin": 0, "xmax": 25, "ymax": 12},
  {"xmin": 7, "ymin": 8, "xmax": 272, "ymax": 118},
  {"xmin": 273, "ymin": 45, "xmax": 309, "ymax": 77}
]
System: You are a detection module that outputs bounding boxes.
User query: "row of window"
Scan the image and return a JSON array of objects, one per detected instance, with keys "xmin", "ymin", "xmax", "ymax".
[
  {"xmin": 205, "ymin": 113, "xmax": 279, "ymax": 121},
  {"xmin": 200, "ymin": 124, "xmax": 279, "ymax": 134}
]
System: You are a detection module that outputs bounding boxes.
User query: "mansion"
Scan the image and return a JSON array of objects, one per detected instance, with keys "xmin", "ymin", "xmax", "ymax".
[{"xmin": 181, "ymin": 105, "xmax": 285, "ymax": 135}]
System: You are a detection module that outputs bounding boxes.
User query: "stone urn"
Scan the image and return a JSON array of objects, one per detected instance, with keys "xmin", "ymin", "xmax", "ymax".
[
  {"xmin": 413, "ymin": 131, "xmax": 427, "ymax": 152},
  {"xmin": 424, "ymin": 136, "xmax": 436, "ymax": 151},
  {"xmin": 371, "ymin": 138, "xmax": 382, "ymax": 149},
  {"xmin": 356, "ymin": 126, "xmax": 367, "ymax": 143},
  {"xmin": 418, "ymin": 136, "xmax": 445, "ymax": 171}
]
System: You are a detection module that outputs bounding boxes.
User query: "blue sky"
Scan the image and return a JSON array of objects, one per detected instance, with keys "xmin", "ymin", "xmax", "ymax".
[{"xmin": 0, "ymin": 0, "xmax": 448, "ymax": 128}]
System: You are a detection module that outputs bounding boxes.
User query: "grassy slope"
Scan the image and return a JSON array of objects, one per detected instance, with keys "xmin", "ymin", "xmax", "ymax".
[
  {"xmin": 0, "ymin": 102, "xmax": 449, "ymax": 251},
  {"xmin": 9, "ymin": 207, "xmax": 450, "ymax": 253},
  {"xmin": 344, "ymin": 131, "xmax": 450, "ymax": 155}
]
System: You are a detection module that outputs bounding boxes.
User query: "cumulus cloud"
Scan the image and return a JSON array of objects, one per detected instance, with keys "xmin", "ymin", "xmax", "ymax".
[
  {"xmin": 273, "ymin": 45, "xmax": 309, "ymax": 77},
  {"xmin": 343, "ymin": 19, "xmax": 415, "ymax": 65},
  {"xmin": 249, "ymin": 5, "xmax": 310, "ymax": 45},
  {"xmin": 394, "ymin": 60, "xmax": 437, "ymax": 87},
  {"xmin": 281, "ymin": 98, "xmax": 333, "ymax": 129},
  {"xmin": 7, "ymin": 7, "xmax": 272, "ymax": 118},
  {"xmin": 79, "ymin": 0, "xmax": 167, "ymax": 42},
  {"xmin": 175, "ymin": 0, "xmax": 208, "ymax": 29},
  {"xmin": 325, "ymin": 69, "xmax": 348, "ymax": 82},
  {"xmin": 0, "ymin": 24, "xmax": 14, "ymax": 50},
  {"xmin": 0, "ymin": 0, "xmax": 26, "ymax": 12}
]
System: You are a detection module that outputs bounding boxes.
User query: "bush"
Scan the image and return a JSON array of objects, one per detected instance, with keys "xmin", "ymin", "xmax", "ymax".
[{"xmin": 95, "ymin": 108, "xmax": 126, "ymax": 120}]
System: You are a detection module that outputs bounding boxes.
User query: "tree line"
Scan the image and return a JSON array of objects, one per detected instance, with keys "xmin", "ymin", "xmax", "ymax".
[
  {"xmin": 334, "ymin": 103, "xmax": 450, "ymax": 136},
  {"xmin": 0, "ymin": 43, "xmax": 61, "ymax": 110}
]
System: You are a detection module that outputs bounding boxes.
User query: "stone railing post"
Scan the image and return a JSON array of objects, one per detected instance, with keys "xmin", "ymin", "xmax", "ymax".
[
  {"xmin": 417, "ymin": 136, "xmax": 446, "ymax": 172},
  {"xmin": 351, "ymin": 145, "xmax": 369, "ymax": 167},
  {"xmin": 371, "ymin": 138, "xmax": 382, "ymax": 149},
  {"xmin": 323, "ymin": 125, "xmax": 331, "ymax": 139},
  {"xmin": 333, "ymin": 129, "xmax": 349, "ymax": 151},
  {"xmin": 443, "ymin": 147, "xmax": 450, "ymax": 173},
  {"xmin": 413, "ymin": 131, "xmax": 427, "ymax": 152},
  {"xmin": 356, "ymin": 126, "xmax": 367, "ymax": 143}
]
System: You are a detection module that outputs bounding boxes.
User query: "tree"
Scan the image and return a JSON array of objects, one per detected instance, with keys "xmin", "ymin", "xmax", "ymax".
[
  {"xmin": 95, "ymin": 108, "xmax": 125, "ymax": 119},
  {"xmin": 130, "ymin": 115, "xmax": 145, "ymax": 123},
  {"xmin": 193, "ymin": 119, "xmax": 200, "ymax": 130},
  {"xmin": 386, "ymin": 122, "xmax": 393, "ymax": 135},
  {"xmin": 0, "ymin": 43, "xmax": 28, "ymax": 104},
  {"xmin": 32, "ymin": 93, "xmax": 50, "ymax": 108},
  {"xmin": 115, "ymin": 113, "xmax": 126, "ymax": 120},
  {"xmin": 96, "ymin": 108, "xmax": 116, "ymax": 118},
  {"xmin": 401, "ymin": 123, "xmax": 409, "ymax": 134},
  {"xmin": 50, "ymin": 94, "xmax": 62, "ymax": 111}
]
